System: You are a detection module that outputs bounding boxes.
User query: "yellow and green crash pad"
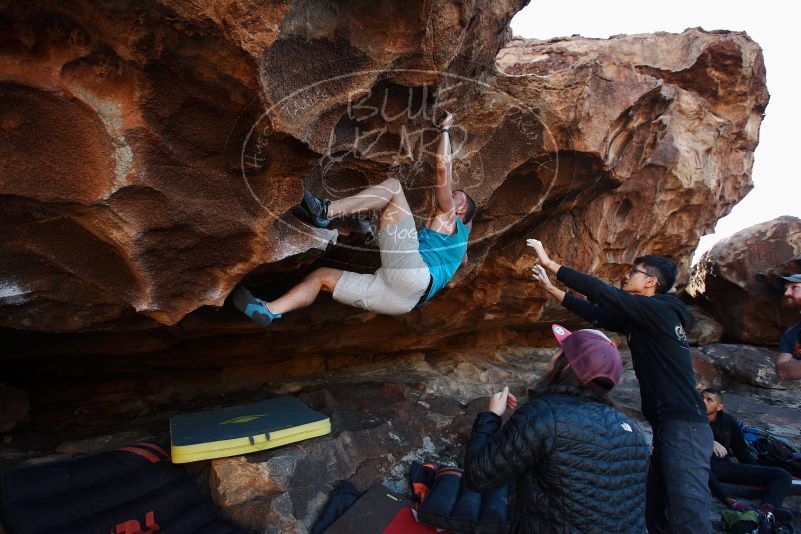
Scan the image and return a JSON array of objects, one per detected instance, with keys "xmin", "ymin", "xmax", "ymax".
[{"xmin": 170, "ymin": 396, "xmax": 331, "ymax": 463}]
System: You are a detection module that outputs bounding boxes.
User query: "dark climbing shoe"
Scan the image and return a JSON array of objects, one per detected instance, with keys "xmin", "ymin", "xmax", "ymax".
[
  {"xmin": 231, "ymin": 286, "xmax": 281, "ymax": 328},
  {"xmin": 292, "ymin": 189, "xmax": 331, "ymax": 228}
]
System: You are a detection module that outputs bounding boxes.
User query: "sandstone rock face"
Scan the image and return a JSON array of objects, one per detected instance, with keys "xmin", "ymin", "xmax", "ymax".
[
  {"xmin": 687, "ymin": 216, "xmax": 801, "ymax": 346},
  {"xmin": 692, "ymin": 343, "xmax": 795, "ymax": 390},
  {"xmin": 0, "ymin": 0, "xmax": 522, "ymax": 333},
  {"xmin": 0, "ymin": 2, "xmax": 769, "ymax": 460},
  {"xmin": 686, "ymin": 304, "xmax": 725, "ymax": 346},
  {"xmin": 210, "ymin": 452, "xmax": 300, "ymax": 507}
]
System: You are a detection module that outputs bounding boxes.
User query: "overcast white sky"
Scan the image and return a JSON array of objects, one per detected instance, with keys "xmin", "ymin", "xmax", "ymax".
[{"xmin": 511, "ymin": 1, "xmax": 799, "ymax": 263}]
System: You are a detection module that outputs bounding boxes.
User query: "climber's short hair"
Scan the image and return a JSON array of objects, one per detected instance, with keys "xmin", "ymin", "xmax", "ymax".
[{"xmin": 456, "ymin": 190, "xmax": 477, "ymax": 224}]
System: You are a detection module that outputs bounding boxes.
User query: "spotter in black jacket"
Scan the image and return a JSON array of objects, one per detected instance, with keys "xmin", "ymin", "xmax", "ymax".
[
  {"xmin": 557, "ymin": 266, "xmax": 706, "ymax": 425},
  {"xmin": 464, "ymin": 385, "xmax": 650, "ymax": 534}
]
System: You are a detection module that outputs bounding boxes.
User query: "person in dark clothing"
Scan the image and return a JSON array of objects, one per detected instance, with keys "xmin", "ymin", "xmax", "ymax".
[
  {"xmin": 464, "ymin": 324, "xmax": 650, "ymax": 534},
  {"xmin": 776, "ymin": 273, "xmax": 801, "ymax": 381},
  {"xmin": 702, "ymin": 388, "xmax": 793, "ymax": 514},
  {"xmin": 528, "ymin": 239, "xmax": 712, "ymax": 534}
]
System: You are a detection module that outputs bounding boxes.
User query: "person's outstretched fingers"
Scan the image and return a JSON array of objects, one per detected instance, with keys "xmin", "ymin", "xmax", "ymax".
[
  {"xmin": 526, "ymin": 239, "xmax": 550, "ymax": 264},
  {"xmin": 532, "ymin": 265, "xmax": 551, "ymax": 287},
  {"xmin": 506, "ymin": 392, "xmax": 518, "ymax": 412}
]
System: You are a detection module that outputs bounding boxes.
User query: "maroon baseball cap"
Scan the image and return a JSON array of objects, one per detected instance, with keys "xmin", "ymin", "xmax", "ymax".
[{"xmin": 551, "ymin": 324, "xmax": 623, "ymax": 386}]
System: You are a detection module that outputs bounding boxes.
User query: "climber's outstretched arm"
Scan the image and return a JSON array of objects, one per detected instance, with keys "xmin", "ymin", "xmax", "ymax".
[{"xmin": 434, "ymin": 112, "xmax": 455, "ymax": 218}]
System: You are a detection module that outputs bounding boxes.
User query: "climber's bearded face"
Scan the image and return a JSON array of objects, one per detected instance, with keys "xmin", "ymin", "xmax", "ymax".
[{"xmin": 784, "ymin": 282, "xmax": 801, "ymax": 310}]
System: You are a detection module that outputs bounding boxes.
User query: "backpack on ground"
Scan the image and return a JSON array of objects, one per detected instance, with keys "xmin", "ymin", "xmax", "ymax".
[
  {"xmin": 721, "ymin": 509, "xmax": 760, "ymax": 534},
  {"xmin": 740, "ymin": 423, "xmax": 801, "ymax": 477},
  {"xmin": 408, "ymin": 462, "xmax": 513, "ymax": 534},
  {"xmin": 0, "ymin": 439, "xmax": 245, "ymax": 534}
]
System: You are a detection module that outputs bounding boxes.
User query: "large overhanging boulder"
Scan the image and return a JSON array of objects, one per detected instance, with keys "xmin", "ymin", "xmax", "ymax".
[
  {"xmin": 1, "ymin": 2, "xmax": 767, "ymax": 403},
  {"xmin": 686, "ymin": 216, "xmax": 801, "ymax": 346}
]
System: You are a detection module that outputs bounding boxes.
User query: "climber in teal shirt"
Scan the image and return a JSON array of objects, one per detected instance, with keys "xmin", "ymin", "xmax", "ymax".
[
  {"xmin": 417, "ymin": 215, "xmax": 470, "ymax": 304},
  {"xmin": 231, "ymin": 112, "xmax": 475, "ymax": 327}
]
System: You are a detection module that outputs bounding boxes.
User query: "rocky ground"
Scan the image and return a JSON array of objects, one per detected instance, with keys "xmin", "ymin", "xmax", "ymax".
[{"xmin": 2, "ymin": 345, "xmax": 799, "ymax": 533}]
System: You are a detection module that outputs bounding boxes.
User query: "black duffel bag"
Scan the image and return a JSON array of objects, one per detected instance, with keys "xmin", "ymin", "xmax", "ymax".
[{"xmin": 409, "ymin": 461, "xmax": 513, "ymax": 534}]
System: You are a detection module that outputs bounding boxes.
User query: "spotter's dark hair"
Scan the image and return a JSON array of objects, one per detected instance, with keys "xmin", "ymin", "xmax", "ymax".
[
  {"xmin": 455, "ymin": 189, "xmax": 476, "ymax": 224},
  {"xmin": 635, "ymin": 255, "xmax": 678, "ymax": 293}
]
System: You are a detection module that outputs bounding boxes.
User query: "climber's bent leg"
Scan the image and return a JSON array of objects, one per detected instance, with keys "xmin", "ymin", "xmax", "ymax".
[
  {"xmin": 327, "ymin": 178, "xmax": 409, "ymax": 221},
  {"xmin": 262, "ymin": 267, "xmax": 343, "ymax": 316},
  {"xmin": 292, "ymin": 178, "xmax": 428, "ymax": 315},
  {"xmin": 333, "ymin": 213, "xmax": 429, "ymax": 315}
]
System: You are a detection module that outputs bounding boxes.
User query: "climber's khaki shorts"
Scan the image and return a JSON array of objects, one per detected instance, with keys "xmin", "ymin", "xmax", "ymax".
[{"xmin": 333, "ymin": 215, "xmax": 430, "ymax": 315}]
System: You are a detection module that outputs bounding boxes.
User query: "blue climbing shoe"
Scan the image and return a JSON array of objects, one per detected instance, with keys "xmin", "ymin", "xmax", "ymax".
[
  {"xmin": 231, "ymin": 286, "xmax": 281, "ymax": 328},
  {"xmin": 291, "ymin": 189, "xmax": 331, "ymax": 228}
]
